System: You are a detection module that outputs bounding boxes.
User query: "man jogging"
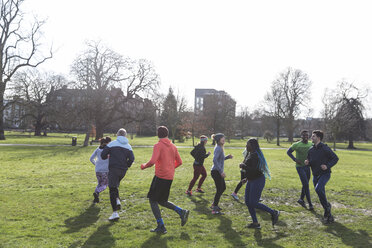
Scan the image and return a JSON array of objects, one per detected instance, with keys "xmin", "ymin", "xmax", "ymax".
[
  {"xmin": 101, "ymin": 128, "xmax": 134, "ymax": 221},
  {"xmin": 305, "ymin": 130, "xmax": 338, "ymax": 224},
  {"xmin": 287, "ymin": 130, "xmax": 313, "ymax": 210},
  {"xmin": 141, "ymin": 126, "xmax": 189, "ymax": 234}
]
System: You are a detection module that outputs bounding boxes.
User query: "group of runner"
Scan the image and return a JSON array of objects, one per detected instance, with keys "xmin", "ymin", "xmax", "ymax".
[{"xmin": 89, "ymin": 127, "xmax": 338, "ymax": 233}]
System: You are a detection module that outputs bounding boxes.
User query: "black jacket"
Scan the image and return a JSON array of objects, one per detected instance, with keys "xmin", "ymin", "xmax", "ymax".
[
  {"xmin": 242, "ymin": 152, "xmax": 263, "ymax": 180},
  {"xmin": 101, "ymin": 146, "xmax": 135, "ymax": 170},
  {"xmin": 191, "ymin": 143, "xmax": 210, "ymax": 166},
  {"xmin": 307, "ymin": 142, "xmax": 338, "ymax": 176}
]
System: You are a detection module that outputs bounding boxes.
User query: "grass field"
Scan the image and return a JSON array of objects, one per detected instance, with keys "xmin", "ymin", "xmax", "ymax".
[{"xmin": 0, "ymin": 136, "xmax": 371, "ymax": 247}]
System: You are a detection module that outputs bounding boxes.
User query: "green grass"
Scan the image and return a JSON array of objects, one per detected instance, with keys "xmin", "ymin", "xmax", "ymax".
[{"xmin": 0, "ymin": 138, "xmax": 371, "ymax": 247}]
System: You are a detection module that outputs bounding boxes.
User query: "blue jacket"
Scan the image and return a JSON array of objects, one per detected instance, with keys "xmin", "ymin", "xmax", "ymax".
[
  {"xmin": 307, "ymin": 142, "xmax": 338, "ymax": 176},
  {"xmin": 101, "ymin": 136, "xmax": 134, "ymax": 170}
]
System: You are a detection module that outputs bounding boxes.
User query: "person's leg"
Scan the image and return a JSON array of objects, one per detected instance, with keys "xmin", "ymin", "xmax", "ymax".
[
  {"xmin": 245, "ymin": 180, "xmax": 259, "ymax": 223},
  {"xmin": 149, "ymin": 199, "xmax": 167, "ymax": 233},
  {"xmin": 188, "ymin": 165, "xmax": 202, "ymax": 191},
  {"xmin": 303, "ymin": 166, "xmax": 312, "ymax": 206},
  {"xmin": 314, "ymin": 173, "xmax": 331, "ymax": 211},
  {"xmin": 248, "ymin": 176, "xmax": 275, "ymax": 215},
  {"xmin": 197, "ymin": 166, "xmax": 207, "ymax": 189},
  {"xmin": 296, "ymin": 167, "xmax": 306, "ymax": 201},
  {"xmin": 95, "ymin": 172, "xmax": 108, "ymax": 193},
  {"xmin": 233, "ymin": 171, "xmax": 245, "ymax": 194},
  {"xmin": 211, "ymin": 170, "xmax": 223, "ymax": 207}
]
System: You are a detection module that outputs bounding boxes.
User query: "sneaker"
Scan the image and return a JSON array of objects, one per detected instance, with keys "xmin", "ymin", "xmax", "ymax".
[
  {"xmin": 271, "ymin": 210, "xmax": 280, "ymax": 226},
  {"xmin": 108, "ymin": 212, "xmax": 120, "ymax": 221},
  {"xmin": 325, "ymin": 215, "xmax": 334, "ymax": 224},
  {"xmin": 116, "ymin": 198, "xmax": 121, "ymax": 210},
  {"xmin": 212, "ymin": 206, "xmax": 224, "ymax": 215},
  {"xmin": 185, "ymin": 190, "xmax": 192, "ymax": 196},
  {"xmin": 210, "ymin": 205, "xmax": 222, "ymax": 211},
  {"xmin": 150, "ymin": 225, "xmax": 167, "ymax": 234},
  {"xmin": 180, "ymin": 209, "xmax": 190, "ymax": 226},
  {"xmin": 93, "ymin": 192, "xmax": 99, "ymax": 203},
  {"xmin": 246, "ymin": 223, "xmax": 261, "ymax": 229},
  {"xmin": 231, "ymin": 192, "xmax": 239, "ymax": 201},
  {"xmin": 195, "ymin": 188, "xmax": 205, "ymax": 193},
  {"xmin": 308, "ymin": 204, "xmax": 314, "ymax": 211},
  {"xmin": 297, "ymin": 199, "xmax": 306, "ymax": 208},
  {"xmin": 324, "ymin": 203, "xmax": 332, "ymax": 218}
]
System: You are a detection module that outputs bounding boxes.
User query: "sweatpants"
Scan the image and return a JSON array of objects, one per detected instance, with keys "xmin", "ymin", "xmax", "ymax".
[
  {"xmin": 245, "ymin": 175, "xmax": 274, "ymax": 223},
  {"xmin": 108, "ymin": 167, "xmax": 127, "ymax": 211},
  {"xmin": 188, "ymin": 165, "xmax": 207, "ymax": 191},
  {"xmin": 296, "ymin": 166, "xmax": 312, "ymax": 204},
  {"xmin": 211, "ymin": 170, "xmax": 226, "ymax": 206}
]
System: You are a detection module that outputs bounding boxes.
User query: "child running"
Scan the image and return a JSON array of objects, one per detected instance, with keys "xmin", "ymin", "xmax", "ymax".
[
  {"xmin": 210, "ymin": 133, "xmax": 233, "ymax": 214},
  {"xmin": 185, "ymin": 135, "xmax": 211, "ymax": 196},
  {"xmin": 89, "ymin": 137, "xmax": 111, "ymax": 203},
  {"xmin": 141, "ymin": 126, "xmax": 189, "ymax": 234},
  {"xmin": 242, "ymin": 138, "xmax": 280, "ymax": 229}
]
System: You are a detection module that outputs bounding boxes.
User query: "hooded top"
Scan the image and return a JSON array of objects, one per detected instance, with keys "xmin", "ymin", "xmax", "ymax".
[
  {"xmin": 90, "ymin": 145, "xmax": 109, "ymax": 172},
  {"xmin": 101, "ymin": 136, "xmax": 134, "ymax": 170},
  {"xmin": 142, "ymin": 138, "xmax": 182, "ymax": 180}
]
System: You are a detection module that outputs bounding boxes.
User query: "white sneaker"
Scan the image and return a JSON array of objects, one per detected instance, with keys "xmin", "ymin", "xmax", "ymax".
[
  {"xmin": 116, "ymin": 198, "xmax": 121, "ymax": 206},
  {"xmin": 109, "ymin": 212, "xmax": 120, "ymax": 221}
]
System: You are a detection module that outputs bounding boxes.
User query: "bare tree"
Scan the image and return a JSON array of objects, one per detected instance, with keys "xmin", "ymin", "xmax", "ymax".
[
  {"xmin": 0, "ymin": 0, "xmax": 52, "ymax": 139},
  {"xmin": 264, "ymin": 83, "xmax": 284, "ymax": 146},
  {"xmin": 11, "ymin": 69, "xmax": 66, "ymax": 136},
  {"xmin": 271, "ymin": 67, "xmax": 312, "ymax": 142}
]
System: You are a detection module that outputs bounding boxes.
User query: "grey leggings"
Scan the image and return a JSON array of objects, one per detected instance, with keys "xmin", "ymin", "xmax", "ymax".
[{"xmin": 150, "ymin": 199, "xmax": 176, "ymax": 220}]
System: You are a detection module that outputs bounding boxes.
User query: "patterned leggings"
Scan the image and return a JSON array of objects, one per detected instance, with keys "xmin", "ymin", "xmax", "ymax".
[{"xmin": 95, "ymin": 172, "xmax": 108, "ymax": 194}]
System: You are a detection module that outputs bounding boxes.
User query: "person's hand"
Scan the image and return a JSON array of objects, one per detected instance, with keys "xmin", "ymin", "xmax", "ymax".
[
  {"xmin": 241, "ymin": 178, "xmax": 247, "ymax": 184},
  {"xmin": 304, "ymin": 160, "xmax": 309, "ymax": 166},
  {"xmin": 239, "ymin": 163, "xmax": 245, "ymax": 168},
  {"xmin": 221, "ymin": 172, "xmax": 226, "ymax": 178},
  {"xmin": 228, "ymin": 154, "xmax": 233, "ymax": 159},
  {"xmin": 207, "ymin": 151, "xmax": 211, "ymax": 155},
  {"xmin": 295, "ymin": 159, "xmax": 303, "ymax": 165},
  {"xmin": 140, "ymin": 164, "xmax": 146, "ymax": 170},
  {"xmin": 321, "ymin": 164, "xmax": 328, "ymax": 170}
]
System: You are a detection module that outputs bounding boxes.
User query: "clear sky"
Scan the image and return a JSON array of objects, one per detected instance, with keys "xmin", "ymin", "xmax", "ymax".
[{"xmin": 24, "ymin": 0, "xmax": 372, "ymax": 117}]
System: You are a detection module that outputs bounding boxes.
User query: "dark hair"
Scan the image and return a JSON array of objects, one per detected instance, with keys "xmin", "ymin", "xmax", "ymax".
[
  {"xmin": 312, "ymin": 130, "xmax": 324, "ymax": 140},
  {"xmin": 99, "ymin": 138, "xmax": 107, "ymax": 145},
  {"xmin": 157, "ymin": 126, "xmax": 169, "ymax": 138},
  {"xmin": 105, "ymin": 136, "xmax": 112, "ymax": 143},
  {"xmin": 247, "ymin": 138, "xmax": 260, "ymax": 151},
  {"xmin": 300, "ymin": 130, "xmax": 309, "ymax": 135}
]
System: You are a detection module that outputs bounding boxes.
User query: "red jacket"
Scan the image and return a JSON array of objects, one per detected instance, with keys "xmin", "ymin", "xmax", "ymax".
[{"xmin": 141, "ymin": 138, "xmax": 182, "ymax": 180}]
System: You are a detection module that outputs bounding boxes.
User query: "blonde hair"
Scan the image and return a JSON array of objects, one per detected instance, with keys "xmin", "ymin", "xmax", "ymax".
[{"xmin": 117, "ymin": 128, "xmax": 127, "ymax": 137}]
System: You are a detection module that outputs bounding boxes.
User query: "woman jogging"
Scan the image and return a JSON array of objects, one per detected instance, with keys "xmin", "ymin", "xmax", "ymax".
[
  {"xmin": 186, "ymin": 135, "xmax": 211, "ymax": 196},
  {"xmin": 242, "ymin": 138, "xmax": 280, "ymax": 229},
  {"xmin": 89, "ymin": 137, "xmax": 111, "ymax": 203},
  {"xmin": 210, "ymin": 133, "xmax": 233, "ymax": 214}
]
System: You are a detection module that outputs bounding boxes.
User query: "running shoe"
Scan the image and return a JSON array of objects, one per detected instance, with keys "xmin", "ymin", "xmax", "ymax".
[
  {"xmin": 297, "ymin": 199, "xmax": 306, "ymax": 208},
  {"xmin": 150, "ymin": 225, "xmax": 167, "ymax": 234},
  {"xmin": 93, "ymin": 192, "xmax": 99, "ymax": 203},
  {"xmin": 180, "ymin": 209, "xmax": 190, "ymax": 226},
  {"xmin": 108, "ymin": 212, "xmax": 120, "ymax": 221},
  {"xmin": 185, "ymin": 190, "xmax": 192, "ymax": 196},
  {"xmin": 231, "ymin": 192, "xmax": 239, "ymax": 201},
  {"xmin": 246, "ymin": 223, "xmax": 261, "ymax": 229},
  {"xmin": 195, "ymin": 188, "xmax": 205, "ymax": 193},
  {"xmin": 271, "ymin": 210, "xmax": 280, "ymax": 226}
]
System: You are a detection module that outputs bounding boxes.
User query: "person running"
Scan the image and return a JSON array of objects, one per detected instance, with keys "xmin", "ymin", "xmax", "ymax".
[
  {"xmin": 242, "ymin": 138, "xmax": 280, "ymax": 229},
  {"xmin": 287, "ymin": 130, "xmax": 314, "ymax": 210},
  {"xmin": 231, "ymin": 148, "xmax": 249, "ymax": 201},
  {"xmin": 210, "ymin": 133, "xmax": 233, "ymax": 214},
  {"xmin": 186, "ymin": 135, "xmax": 211, "ymax": 196},
  {"xmin": 141, "ymin": 126, "xmax": 189, "ymax": 234},
  {"xmin": 89, "ymin": 137, "xmax": 111, "ymax": 203},
  {"xmin": 101, "ymin": 129, "xmax": 134, "ymax": 221},
  {"xmin": 305, "ymin": 130, "xmax": 338, "ymax": 224}
]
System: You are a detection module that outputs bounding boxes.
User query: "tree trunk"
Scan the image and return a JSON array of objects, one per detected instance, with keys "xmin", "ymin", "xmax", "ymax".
[
  {"xmin": 347, "ymin": 139, "xmax": 355, "ymax": 149},
  {"xmin": 83, "ymin": 125, "xmax": 92, "ymax": 147},
  {"xmin": 95, "ymin": 124, "xmax": 104, "ymax": 141},
  {"xmin": 0, "ymin": 95, "xmax": 5, "ymax": 140},
  {"xmin": 276, "ymin": 117, "xmax": 280, "ymax": 146},
  {"xmin": 287, "ymin": 118, "xmax": 294, "ymax": 142},
  {"xmin": 34, "ymin": 120, "xmax": 42, "ymax": 136}
]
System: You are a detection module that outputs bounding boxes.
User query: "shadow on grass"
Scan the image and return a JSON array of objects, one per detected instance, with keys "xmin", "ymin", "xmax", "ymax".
[
  {"xmin": 189, "ymin": 195, "xmax": 246, "ymax": 247},
  {"xmin": 64, "ymin": 203, "xmax": 100, "ymax": 233},
  {"xmin": 140, "ymin": 233, "xmax": 169, "ymax": 248},
  {"xmin": 325, "ymin": 221, "xmax": 372, "ymax": 248},
  {"xmin": 254, "ymin": 229, "xmax": 287, "ymax": 248},
  {"xmin": 68, "ymin": 222, "xmax": 115, "ymax": 248}
]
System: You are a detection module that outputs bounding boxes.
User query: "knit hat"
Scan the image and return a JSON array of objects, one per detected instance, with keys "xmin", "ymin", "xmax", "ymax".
[
  {"xmin": 157, "ymin": 126, "xmax": 169, "ymax": 138},
  {"xmin": 213, "ymin": 133, "xmax": 224, "ymax": 143}
]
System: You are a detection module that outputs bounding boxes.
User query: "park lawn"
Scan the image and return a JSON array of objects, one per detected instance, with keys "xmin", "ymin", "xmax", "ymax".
[
  {"xmin": 1, "ymin": 131, "xmax": 371, "ymax": 150},
  {"xmin": 0, "ymin": 143, "xmax": 371, "ymax": 248}
]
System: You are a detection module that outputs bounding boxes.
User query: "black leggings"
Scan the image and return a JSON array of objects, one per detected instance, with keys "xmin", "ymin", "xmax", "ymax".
[
  {"xmin": 211, "ymin": 170, "xmax": 226, "ymax": 206},
  {"xmin": 150, "ymin": 199, "xmax": 176, "ymax": 220},
  {"xmin": 234, "ymin": 171, "xmax": 246, "ymax": 194}
]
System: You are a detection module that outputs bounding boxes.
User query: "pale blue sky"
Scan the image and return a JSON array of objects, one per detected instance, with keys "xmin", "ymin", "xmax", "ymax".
[{"xmin": 24, "ymin": 0, "xmax": 372, "ymax": 117}]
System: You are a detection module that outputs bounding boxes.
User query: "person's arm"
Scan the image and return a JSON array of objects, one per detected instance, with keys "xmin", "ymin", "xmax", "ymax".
[
  {"xmin": 141, "ymin": 145, "xmax": 160, "ymax": 170},
  {"xmin": 174, "ymin": 149, "xmax": 182, "ymax": 168},
  {"xmin": 287, "ymin": 148, "xmax": 296, "ymax": 161},
  {"xmin": 90, "ymin": 149, "xmax": 97, "ymax": 165},
  {"xmin": 127, "ymin": 150, "xmax": 135, "ymax": 167},
  {"xmin": 323, "ymin": 146, "xmax": 339, "ymax": 169},
  {"xmin": 101, "ymin": 147, "xmax": 109, "ymax": 160},
  {"xmin": 213, "ymin": 147, "xmax": 224, "ymax": 173}
]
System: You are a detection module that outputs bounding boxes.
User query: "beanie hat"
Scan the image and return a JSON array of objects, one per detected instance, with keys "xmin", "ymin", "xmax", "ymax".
[
  {"xmin": 213, "ymin": 133, "xmax": 224, "ymax": 143},
  {"xmin": 157, "ymin": 126, "xmax": 169, "ymax": 138}
]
